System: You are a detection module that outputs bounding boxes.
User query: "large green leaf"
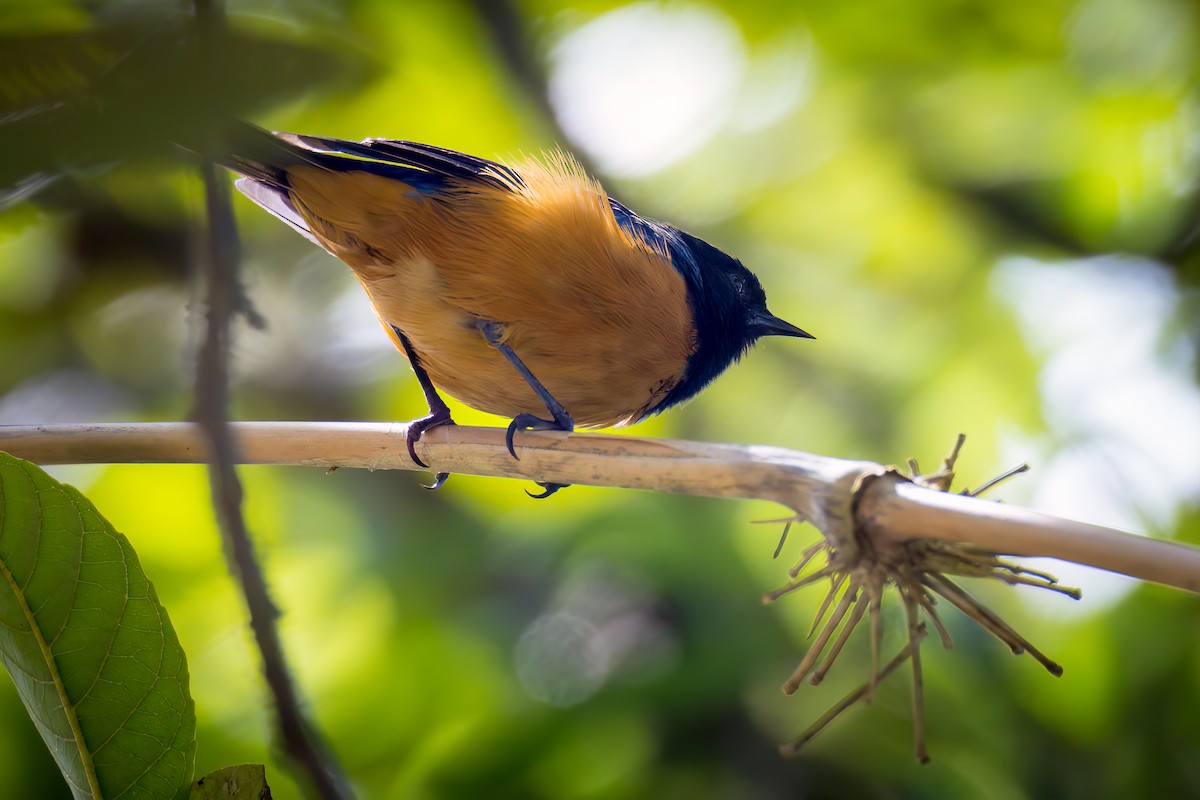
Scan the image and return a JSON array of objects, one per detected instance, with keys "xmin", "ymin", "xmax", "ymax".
[{"xmin": 0, "ymin": 453, "xmax": 196, "ymax": 799}]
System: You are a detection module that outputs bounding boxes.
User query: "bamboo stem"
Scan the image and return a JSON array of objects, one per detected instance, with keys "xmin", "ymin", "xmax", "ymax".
[
  {"xmin": 859, "ymin": 476, "xmax": 1200, "ymax": 593},
  {"xmin": 2, "ymin": 421, "xmax": 1198, "ymax": 595}
]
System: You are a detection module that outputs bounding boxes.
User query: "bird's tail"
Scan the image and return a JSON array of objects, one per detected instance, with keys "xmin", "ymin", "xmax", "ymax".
[
  {"xmin": 203, "ymin": 121, "xmax": 328, "ymax": 189},
  {"xmin": 195, "ymin": 122, "xmax": 332, "ymax": 245}
]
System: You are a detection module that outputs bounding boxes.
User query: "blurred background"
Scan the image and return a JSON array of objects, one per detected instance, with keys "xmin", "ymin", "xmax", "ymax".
[{"xmin": 1, "ymin": 0, "xmax": 1199, "ymax": 797}]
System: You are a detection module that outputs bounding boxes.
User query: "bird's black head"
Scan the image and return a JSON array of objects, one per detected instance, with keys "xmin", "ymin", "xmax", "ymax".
[
  {"xmin": 606, "ymin": 199, "xmax": 811, "ymax": 419},
  {"xmin": 651, "ymin": 226, "xmax": 812, "ymax": 415}
]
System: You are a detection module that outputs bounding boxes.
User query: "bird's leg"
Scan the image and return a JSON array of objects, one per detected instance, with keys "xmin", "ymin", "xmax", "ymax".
[
  {"xmin": 393, "ymin": 326, "xmax": 451, "ymax": 489},
  {"xmin": 475, "ymin": 319, "xmax": 575, "ymax": 453},
  {"xmin": 476, "ymin": 319, "xmax": 574, "ymax": 498}
]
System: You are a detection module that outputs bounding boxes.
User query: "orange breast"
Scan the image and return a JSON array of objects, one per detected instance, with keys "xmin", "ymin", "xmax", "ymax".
[{"xmin": 285, "ymin": 157, "xmax": 696, "ymax": 427}]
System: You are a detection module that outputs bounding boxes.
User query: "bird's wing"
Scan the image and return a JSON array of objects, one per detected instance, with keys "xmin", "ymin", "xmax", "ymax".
[
  {"xmin": 607, "ymin": 197, "xmax": 698, "ymax": 276},
  {"xmin": 225, "ymin": 125, "xmax": 530, "ymax": 240},
  {"xmin": 228, "ymin": 126, "xmax": 694, "ymax": 288},
  {"xmin": 274, "ymin": 132, "xmax": 524, "ymax": 193}
]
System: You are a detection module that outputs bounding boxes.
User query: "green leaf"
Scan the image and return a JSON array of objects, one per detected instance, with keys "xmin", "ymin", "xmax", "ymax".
[
  {"xmin": 0, "ymin": 453, "xmax": 196, "ymax": 799},
  {"xmin": 190, "ymin": 765, "xmax": 271, "ymax": 800}
]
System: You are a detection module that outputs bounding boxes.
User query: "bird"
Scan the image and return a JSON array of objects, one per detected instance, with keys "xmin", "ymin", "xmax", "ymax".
[{"xmin": 221, "ymin": 124, "xmax": 812, "ymax": 496}]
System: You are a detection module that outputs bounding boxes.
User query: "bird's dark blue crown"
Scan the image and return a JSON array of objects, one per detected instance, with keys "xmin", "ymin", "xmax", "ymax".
[{"xmin": 608, "ymin": 200, "xmax": 769, "ymax": 419}]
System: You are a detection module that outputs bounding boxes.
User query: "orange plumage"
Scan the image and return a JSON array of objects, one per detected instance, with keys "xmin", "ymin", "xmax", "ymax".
[
  {"xmin": 226, "ymin": 126, "xmax": 810, "ymax": 492},
  {"xmin": 284, "ymin": 159, "xmax": 694, "ymax": 426}
]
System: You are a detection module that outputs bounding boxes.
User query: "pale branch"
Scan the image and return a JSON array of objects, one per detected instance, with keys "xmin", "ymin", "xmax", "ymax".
[
  {"xmin": 1, "ymin": 421, "xmax": 1197, "ymax": 595},
  {"xmin": 861, "ymin": 479, "xmax": 1200, "ymax": 593}
]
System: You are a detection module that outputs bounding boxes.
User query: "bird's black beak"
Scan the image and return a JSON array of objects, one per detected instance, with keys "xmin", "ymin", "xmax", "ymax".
[{"xmin": 753, "ymin": 311, "xmax": 814, "ymax": 340}]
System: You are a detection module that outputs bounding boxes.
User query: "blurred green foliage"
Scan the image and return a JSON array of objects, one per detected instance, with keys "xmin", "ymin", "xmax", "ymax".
[{"xmin": 0, "ymin": 0, "xmax": 1198, "ymax": 798}]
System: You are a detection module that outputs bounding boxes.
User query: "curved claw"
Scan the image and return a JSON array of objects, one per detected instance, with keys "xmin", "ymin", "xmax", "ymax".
[
  {"xmin": 526, "ymin": 481, "xmax": 571, "ymax": 499},
  {"xmin": 406, "ymin": 412, "xmax": 455, "ymax": 469},
  {"xmin": 423, "ymin": 472, "xmax": 450, "ymax": 491},
  {"xmin": 406, "ymin": 435, "xmax": 430, "ymax": 469},
  {"xmin": 505, "ymin": 412, "xmax": 573, "ymax": 460}
]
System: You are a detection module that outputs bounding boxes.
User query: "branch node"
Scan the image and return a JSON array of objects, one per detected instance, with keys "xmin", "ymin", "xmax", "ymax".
[{"xmin": 774, "ymin": 435, "xmax": 1073, "ymax": 762}]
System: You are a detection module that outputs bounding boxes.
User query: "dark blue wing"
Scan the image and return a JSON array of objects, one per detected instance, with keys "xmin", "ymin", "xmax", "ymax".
[
  {"xmin": 608, "ymin": 198, "xmax": 701, "ymax": 283},
  {"xmin": 224, "ymin": 123, "xmax": 522, "ymax": 196},
  {"xmin": 225, "ymin": 124, "xmax": 527, "ymax": 247},
  {"xmin": 291, "ymin": 134, "xmax": 524, "ymax": 194},
  {"xmin": 358, "ymin": 138, "xmax": 524, "ymax": 190}
]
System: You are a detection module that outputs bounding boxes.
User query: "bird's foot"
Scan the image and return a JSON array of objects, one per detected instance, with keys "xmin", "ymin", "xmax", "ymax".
[
  {"xmin": 422, "ymin": 471, "xmax": 451, "ymax": 491},
  {"xmin": 406, "ymin": 410, "xmax": 455, "ymax": 490},
  {"xmin": 504, "ymin": 411, "xmax": 574, "ymax": 460},
  {"xmin": 506, "ymin": 412, "xmax": 574, "ymax": 498},
  {"xmin": 526, "ymin": 481, "xmax": 570, "ymax": 499}
]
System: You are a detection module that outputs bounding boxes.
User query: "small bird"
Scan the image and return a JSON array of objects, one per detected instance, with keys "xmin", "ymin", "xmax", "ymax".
[{"xmin": 224, "ymin": 125, "xmax": 811, "ymax": 495}]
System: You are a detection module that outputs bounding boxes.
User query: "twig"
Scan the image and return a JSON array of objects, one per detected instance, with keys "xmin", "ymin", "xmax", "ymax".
[
  {"xmin": 779, "ymin": 626, "xmax": 927, "ymax": 758},
  {"xmin": 782, "ymin": 576, "xmax": 858, "ymax": 693},
  {"xmin": 2, "ymin": 422, "xmax": 1199, "ymax": 595},
  {"xmin": 191, "ymin": 2, "xmax": 348, "ymax": 794},
  {"xmin": 809, "ymin": 588, "xmax": 869, "ymax": 685},
  {"xmin": 194, "ymin": 182, "xmax": 349, "ymax": 799},
  {"xmin": 859, "ymin": 477, "xmax": 1200, "ymax": 593}
]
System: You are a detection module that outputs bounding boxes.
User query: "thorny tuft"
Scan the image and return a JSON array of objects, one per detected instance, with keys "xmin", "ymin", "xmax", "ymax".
[{"xmin": 761, "ymin": 434, "xmax": 1080, "ymax": 762}]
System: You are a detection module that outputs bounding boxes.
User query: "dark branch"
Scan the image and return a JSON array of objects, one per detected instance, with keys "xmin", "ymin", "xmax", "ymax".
[{"xmin": 191, "ymin": 1, "xmax": 348, "ymax": 797}]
